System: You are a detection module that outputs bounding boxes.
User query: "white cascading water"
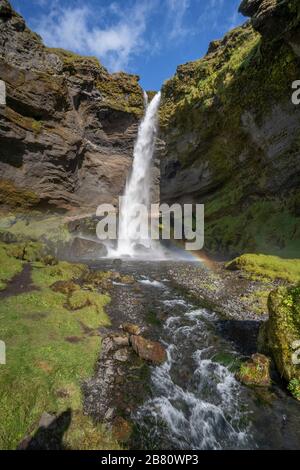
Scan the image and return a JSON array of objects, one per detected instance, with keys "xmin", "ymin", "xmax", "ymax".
[{"xmin": 116, "ymin": 91, "xmax": 162, "ymax": 257}]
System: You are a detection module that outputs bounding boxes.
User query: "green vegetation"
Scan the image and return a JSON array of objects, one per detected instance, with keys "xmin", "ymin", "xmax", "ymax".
[
  {"xmin": 213, "ymin": 351, "xmax": 242, "ymax": 373},
  {"xmin": 48, "ymin": 47, "xmax": 104, "ymax": 72},
  {"xmin": 0, "ymin": 179, "xmax": 40, "ymax": 210},
  {"xmin": 4, "ymin": 108, "xmax": 43, "ymax": 137},
  {"xmin": 0, "ymin": 241, "xmax": 118, "ymax": 449},
  {"xmin": 288, "ymin": 378, "xmax": 300, "ymax": 401},
  {"xmin": 241, "ymin": 289, "xmax": 270, "ymax": 316},
  {"xmin": 0, "ymin": 243, "xmax": 23, "ymax": 290},
  {"xmin": 96, "ymin": 72, "xmax": 144, "ymax": 116},
  {"xmin": 160, "ymin": 19, "xmax": 300, "ymax": 256},
  {"xmin": 226, "ymin": 254, "xmax": 300, "ymax": 283},
  {"xmin": 259, "ymin": 286, "xmax": 300, "ymax": 398},
  {"xmin": 237, "ymin": 354, "xmax": 271, "ymax": 387},
  {"xmin": 0, "ymin": 213, "xmax": 72, "ymax": 248}
]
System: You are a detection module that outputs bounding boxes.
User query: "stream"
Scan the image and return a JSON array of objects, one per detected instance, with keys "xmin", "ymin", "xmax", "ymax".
[{"xmin": 89, "ymin": 259, "xmax": 300, "ymax": 451}]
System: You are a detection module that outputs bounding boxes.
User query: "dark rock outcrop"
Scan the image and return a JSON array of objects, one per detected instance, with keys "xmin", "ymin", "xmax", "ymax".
[
  {"xmin": 160, "ymin": 0, "xmax": 300, "ymax": 257},
  {"xmin": 0, "ymin": 0, "xmax": 160, "ymax": 213}
]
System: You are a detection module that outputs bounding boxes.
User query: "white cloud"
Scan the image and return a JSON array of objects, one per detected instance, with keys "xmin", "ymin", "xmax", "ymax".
[
  {"xmin": 34, "ymin": 1, "xmax": 151, "ymax": 72},
  {"xmin": 166, "ymin": 0, "xmax": 190, "ymax": 40}
]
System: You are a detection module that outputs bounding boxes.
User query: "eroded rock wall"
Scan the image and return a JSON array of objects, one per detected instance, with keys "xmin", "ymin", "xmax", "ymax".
[
  {"xmin": 160, "ymin": 0, "xmax": 300, "ymax": 257},
  {"xmin": 0, "ymin": 0, "xmax": 161, "ymax": 213}
]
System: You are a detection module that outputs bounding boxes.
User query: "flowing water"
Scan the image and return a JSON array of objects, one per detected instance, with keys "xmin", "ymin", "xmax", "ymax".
[
  {"xmin": 90, "ymin": 260, "xmax": 300, "ymax": 450},
  {"xmin": 116, "ymin": 91, "xmax": 163, "ymax": 258}
]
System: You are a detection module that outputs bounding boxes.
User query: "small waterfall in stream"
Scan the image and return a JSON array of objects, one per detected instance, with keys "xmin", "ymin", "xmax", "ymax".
[{"xmin": 116, "ymin": 91, "xmax": 162, "ymax": 258}]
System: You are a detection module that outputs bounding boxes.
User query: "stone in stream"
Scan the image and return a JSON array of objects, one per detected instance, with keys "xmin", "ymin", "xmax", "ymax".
[
  {"xmin": 237, "ymin": 353, "xmax": 271, "ymax": 387},
  {"xmin": 130, "ymin": 335, "xmax": 167, "ymax": 364},
  {"xmin": 112, "ymin": 335, "xmax": 130, "ymax": 347},
  {"xmin": 122, "ymin": 323, "xmax": 142, "ymax": 336}
]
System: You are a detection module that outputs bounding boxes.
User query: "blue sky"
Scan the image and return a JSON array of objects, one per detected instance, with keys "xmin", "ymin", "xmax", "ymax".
[{"xmin": 11, "ymin": 0, "xmax": 246, "ymax": 90}]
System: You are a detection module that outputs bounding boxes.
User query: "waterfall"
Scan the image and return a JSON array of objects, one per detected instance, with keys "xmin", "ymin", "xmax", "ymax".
[{"xmin": 117, "ymin": 91, "xmax": 161, "ymax": 257}]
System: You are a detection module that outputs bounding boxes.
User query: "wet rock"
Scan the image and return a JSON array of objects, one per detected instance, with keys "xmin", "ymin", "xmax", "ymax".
[
  {"xmin": 112, "ymin": 334, "xmax": 130, "ymax": 347},
  {"xmin": 112, "ymin": 417, "xmax": 132, "ymax": 443},
  {"xmin": 237, "ymin": 353, "xmax": 271, "ymax": 387},
  {"xmin": 122, "ymin": 322, "xmax": 142, "ymax": 336},
  {"xmin": 113, "ymin": 348, "xmax": 130, "ymax": 362},
  {"xmin": 104, "ymin": 407, "xmax": 115, "ymax": 421},
  {"xmin": 69, "ymin": 237, "xmax": 108, "ymax": 259},
  {"xmin": 130, "ymin": 335, "xmax": 167, "ymax": 364}
]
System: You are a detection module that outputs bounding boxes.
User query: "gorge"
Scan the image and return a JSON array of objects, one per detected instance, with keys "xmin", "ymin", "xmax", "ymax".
[{"xmin": 0, "ymin": 0, "xmax": 300, "ymax": 451}]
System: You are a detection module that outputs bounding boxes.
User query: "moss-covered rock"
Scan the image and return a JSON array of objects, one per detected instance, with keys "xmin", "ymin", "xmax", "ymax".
[
  {"xmin": 260, "ymin": 286, "xmax": 300, "ymax": 393},
  {"xmin": 226, "ymin": 253, "xmax": 300, "ymax": 283},
  {"xmin": 0, "ymin": 180, "xmax": 40, "ymax": 210},
  {"xmin": 237, "ymin": 353, "xmax": 271, "ymax": 387}
]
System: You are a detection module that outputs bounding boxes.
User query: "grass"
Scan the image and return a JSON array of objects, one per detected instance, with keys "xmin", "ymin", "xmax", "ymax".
[
  {"xmin": 226, "ymin": 254, "xmax": 300, "ymax": 283},
  {"xmin": 0, "ymin": 244, "xmax": 118, "ymax": 449},
  {"xmin": 0, "ymin": 243, "xmax": 23, "ymax": 290}
]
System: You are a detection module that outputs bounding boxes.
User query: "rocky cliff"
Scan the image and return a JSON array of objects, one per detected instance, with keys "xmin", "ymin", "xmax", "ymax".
[
  {"xmin": 0, "ymin": 0, "xmax": 157, "ymax": 214},
  {"xmin": 160, "ymin": 0, "xmax": 300, "ymax": 257}
]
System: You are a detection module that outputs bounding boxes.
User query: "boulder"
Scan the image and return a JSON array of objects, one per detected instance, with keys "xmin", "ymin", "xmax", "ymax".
[
  {"xmin": 130, "ymin": 335, "xmax": 167, "ymax": 364},
  {"xmin": 111, "ymin": 335, "xmax": 130, "ymax": 347},
  {"xmin": 237, "ymin": 353, "xmax": 271, "ymax": 387},
  {"xmin": 69, "ymin": 237, "xmax": 108, "ymax": 259},
  {"xmin": 259, "ymin": 286, "xmax": 300, "ymax": 398},
  {"xmin": 122, "ymin": 323, "xmax": 142, "ymax": 336}
]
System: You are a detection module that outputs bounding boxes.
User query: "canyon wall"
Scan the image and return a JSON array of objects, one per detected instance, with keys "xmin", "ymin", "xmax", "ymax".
[
  {"xmin": 160, "ymin": 0, "xmax": 300, "ymax": 257},
  {"xmin": 0, "ymin": 0, "xmax": 162, "ymax": 214}
]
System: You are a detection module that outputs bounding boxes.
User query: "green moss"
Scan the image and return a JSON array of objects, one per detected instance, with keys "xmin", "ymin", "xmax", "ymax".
[
  {"xmin": 0, "ymin": 243, "xmax": 23, "ymax": 290},
  {"xmin": 260, "ymin": 286, "xmax": 300, "ymax": 392},
  {"xmin": 146, "ymin": 310, "xmax": 162, "ymax": 327},
  {"xmin": 205, "ymin": 192, "xmax": 300, "ymax": 257},
  {"xmin": 237, "ymin": 354, "xmax": 271, "ymax": 387},
  {"xmin": 5, "ymin": 241, "xmax": 48, "ymax": 262},
  {"xmin": 48, "ymin": 47, "xmax": 103, "ymax": 71},
  {"xmin": 213, "ymin": 351, "xmax": 242, "ymax": 373},
  {"xmin": 0, "ymin": 248, "xmax": 112, "ymax": 449},
  {"xmin": 241, "ymin": 289, "xmax": 270, "ymax": 316},
  {"xmin": 96, "ymin": 72, "xmax": 144, "ymax": 116},
  {"xmin": 5, "ymin": 108, "xmax": 43, "ymax": 136},
  {"xmin": 0, "ymin": 180, "xmax": 40, "ymax": 211},
  {"xmin": 32, "ymin": 261, "xmax": 88, "ymax": 289},
  {"xmin": 226, "ymin": 254, "xmax": 300, "ymax": 283},
  {"xmin": 0, "ymin": 213, "xmax": 72, "ymax": 248},
  {"xmin": 160, "ymin": 20, "xmax": 300, "ymax": 256},
  {"xmin": 288, "ymin": 378, "xmax": 300, "ymax": 401}
]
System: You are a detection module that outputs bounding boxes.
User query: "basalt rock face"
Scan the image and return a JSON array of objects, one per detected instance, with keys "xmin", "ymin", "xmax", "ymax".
[
  {"xmin": 0, "ymin": 0, "xmax": 151, "ymax": 213},
  {"xmin": 160, "ymin": 0, "xmax": 300, "ymax": 257}
]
